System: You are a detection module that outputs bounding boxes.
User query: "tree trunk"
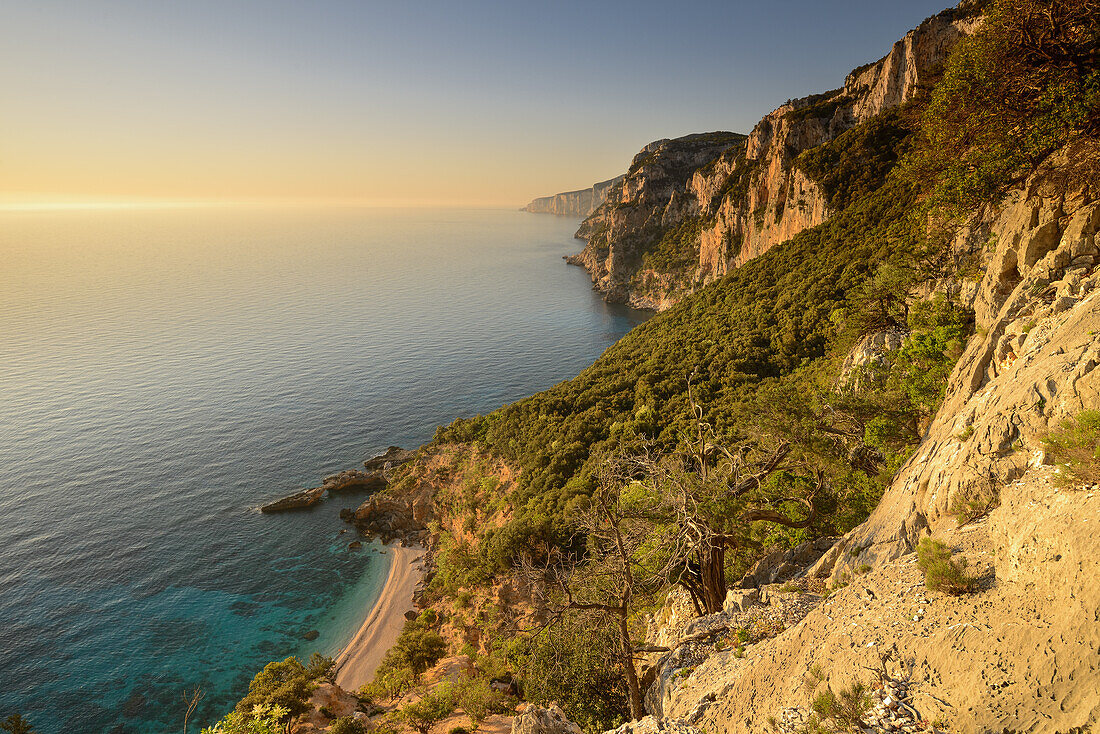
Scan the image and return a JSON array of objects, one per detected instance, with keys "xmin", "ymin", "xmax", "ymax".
[
  {"xmin": 618, "ymin": 612, "xmax": 645, "ymax": 720},
  {"xmin": 697, "ymin": 537, "xmax": 727, "ymax": 614}
]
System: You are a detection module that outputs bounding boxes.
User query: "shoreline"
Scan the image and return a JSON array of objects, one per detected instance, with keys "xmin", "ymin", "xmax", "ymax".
[{"xmin": 333, "ymin": 542, "xmax": 426, "ymax": 690}]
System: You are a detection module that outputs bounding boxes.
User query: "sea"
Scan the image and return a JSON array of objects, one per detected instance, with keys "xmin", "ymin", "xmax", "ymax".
[{"xmin": 0, "ymin": 206, "xmax": 647, "ymax": 733}]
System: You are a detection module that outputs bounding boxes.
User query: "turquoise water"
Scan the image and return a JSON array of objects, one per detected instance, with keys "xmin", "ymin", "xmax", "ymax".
[{"xmin": 0, "ymin": 207, "xmax": 647, "ymax": 733}]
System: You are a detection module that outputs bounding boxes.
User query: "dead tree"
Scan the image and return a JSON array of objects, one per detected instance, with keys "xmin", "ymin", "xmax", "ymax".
[{"xmin": 521, "ymin": 454, "xmax": 672, "ymax": 721}]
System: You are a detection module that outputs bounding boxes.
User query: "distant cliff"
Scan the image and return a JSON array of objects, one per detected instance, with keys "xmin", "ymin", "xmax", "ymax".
[
  {"xmin": 522, "ymin": 175, "xmax": 624, "ymax": 217},
  {"xmin": 560, "ymin": 8, "xmax": 977, "ymax": 310}
]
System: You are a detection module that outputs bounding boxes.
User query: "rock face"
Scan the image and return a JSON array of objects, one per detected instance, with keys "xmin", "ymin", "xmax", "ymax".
[
  {"xmin": 671, "ymin": 468, "xmax": 1100, "ymax": 734},
  {"xmin": 566, "ymin": 9, "xmax": 976, "ymax": 310},
  {"xmin": 838, "ymin": 330, "xmax": 908, "ymax": 388},
  {"xmin": 511, "ymin": 705, "xmax": 583, "ymax": 734},
  {"xmin": 736, "ymin": 536, "xmax": 838, "ymax": 589},
  {"xmin": 289, "ymin": 682, "xmax": 364, "ymax": 734},
  {"xmin": 822, "ymin": 140, "xmax": 1100, "ymax": 579},
  {"xmin": 565, "ymin": 132, "xmax": 747, "ymax": 307},
  {"xmin": 524, "ymin": 176, "xmax": 625, "ymax": 217},
  {"xmin": 632, "ymin": 141, "xmax": 1100, "ymax": 734},
  {"xmin": 350, "ymin": 484, "xmax": 433, "ymax": 543}
]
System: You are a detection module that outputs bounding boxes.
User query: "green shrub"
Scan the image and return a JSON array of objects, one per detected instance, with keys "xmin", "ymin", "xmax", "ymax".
[
  {"xmin": 454, "ymin": 676, "xmax": 504, "ymax": 722},
  {"xmin": 202, "ymin": 704, "xmax": 289, "ymax": 734},
  {"xmin": 306, "ymin": 652, "xmax": 337, "ymax": 683},
  {"xmin": 916, "ymin": 538, "xmax": 976, "ymax": 594},
  {"xmin": 807, "ymin": 681, "xmax": 871, "ymax": 733},
  {"xmin": 903, "ymin": 0, "xmax": 1100, "ymax": 215},
  {"xmin": 398, "ymin": 684, "xmax": 457, "ymax": 734},
  {"xmin": 235, "ymin": 657, "xmax": 315, "ymax": 720},
  {"xmin": 1042, "ymin": 410, "xmax": 1100, "ymax": 486},
  {"xmin": 516, "ymin": 619, "xmax": 629, "ymax": 733},
  {"xmin": 950, "ymin": 483, "xmax": 999, "ymax": 526},
  {"xmin": 378, "ymin": 613, "xmax": 448, "ymax": 678},
  {"xmin": 642, "ymin": 216, "xmax": 709, "ymax": 275},
  {"xmin": 329, "ymin": 717, "xmax": 367, "ymax": 734}
]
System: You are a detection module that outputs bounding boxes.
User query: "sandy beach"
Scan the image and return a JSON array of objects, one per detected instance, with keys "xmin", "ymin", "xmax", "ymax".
[{"xmin": 334, "ymin": 543, "xmax": 425, "ymax": 690}]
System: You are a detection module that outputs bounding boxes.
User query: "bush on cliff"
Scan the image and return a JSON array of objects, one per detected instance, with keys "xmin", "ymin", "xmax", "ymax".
[
  {"xmin": 1042, "ymin": 410, "xmax": 1100, "ymax": 486},
  {"xmin": 365, "ymin": 610, "xmax": 448, "ymax": 699},
  {"xmin": 917, "ymin": 538, "xmax": 976, "ymax": 594},
  {"xmin": 329, "ymin": 717, "xmax": 368, "ymax": 734},
  {"xmin": 397, "ymin": 683, "xmax": 457, "ymax": 734},
  {"xmin": 202, "ymin": 704, "xmax": 289, "ymax": 734},
  {"xmin": 514, "ymin": 618, "xmax": 629, "ymax": 734}
]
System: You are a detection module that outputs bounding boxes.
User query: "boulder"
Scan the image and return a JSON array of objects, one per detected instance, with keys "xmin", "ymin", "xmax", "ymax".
[
  {"xmin": 722, "ymin": 588, "xmax": 760, "ymax": 615},
  {"xmin": 737, "ymin": 536, "xmax": 837, "ymax": 588},
  {"xmin": 511, "ymin": 705, "xmax": 583, "ymax": 734},
  {"xmin": 604, "ymin": 716, "xmax": 701, "ymax": 734}
]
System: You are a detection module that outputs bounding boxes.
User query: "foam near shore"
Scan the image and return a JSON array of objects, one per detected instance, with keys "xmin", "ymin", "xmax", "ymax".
[{"xmin": 333, "ymin": 543, "xmax": 425, "ymax": 690}]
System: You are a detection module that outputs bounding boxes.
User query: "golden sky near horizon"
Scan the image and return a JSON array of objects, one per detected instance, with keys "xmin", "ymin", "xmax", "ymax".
[{"xmin": 1, "ymin": 0, "xmax": 949, "ymax": 210}]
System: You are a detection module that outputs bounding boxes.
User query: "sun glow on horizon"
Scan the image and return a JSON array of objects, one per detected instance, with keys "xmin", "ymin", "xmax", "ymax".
[{"xmin": 0, "ymin": 196, "xmax": 521, "ymax": 213}]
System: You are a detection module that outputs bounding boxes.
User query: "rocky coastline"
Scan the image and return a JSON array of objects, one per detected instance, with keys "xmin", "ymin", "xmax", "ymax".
[{"xmin": 259, "ymin": 446, "xmax": 416, "ymax": 513}]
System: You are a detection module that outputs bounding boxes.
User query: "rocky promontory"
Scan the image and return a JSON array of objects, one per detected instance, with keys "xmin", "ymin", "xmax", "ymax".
[
  {"xmin": 259, "ymin": 447, "xmax": 416, "ymax": 513},
  {"xmin": 523, "ymin": 176, "xmax": 624, "ymax": 217}
]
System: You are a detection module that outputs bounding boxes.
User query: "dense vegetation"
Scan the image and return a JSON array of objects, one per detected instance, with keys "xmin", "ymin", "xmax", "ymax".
[
  {"xmin": 641, "ymin": 216, "xmax": 709, "ymax": 275},
  {"xmin": 438, "ymin": 151, "xmax": 933, "ymax": 575},
  {"xmin": 904, "ymin": 0, "xmax": 1100, "ymax": 214},
  {"xmin": 795, "ymin": 109, "xmax": 913, "ymax": 211}
]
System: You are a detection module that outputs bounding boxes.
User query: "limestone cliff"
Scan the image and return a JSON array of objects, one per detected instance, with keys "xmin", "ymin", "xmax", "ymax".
[
  {"xmin": 523, "ymin": 176, "xmax": 625, "ymax": 217},
  {"xmin": 628, "ymin": 141, "xmax": 1100, "ymax": 734},
  {"xmin": 565, "ymin": 9, "xmax": 977, "ymax": 310}
]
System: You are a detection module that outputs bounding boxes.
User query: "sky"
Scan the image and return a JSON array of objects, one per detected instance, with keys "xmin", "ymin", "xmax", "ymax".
[{"xmin": 1, "ymin": 0, "xmax": 952, "ymax": 208}]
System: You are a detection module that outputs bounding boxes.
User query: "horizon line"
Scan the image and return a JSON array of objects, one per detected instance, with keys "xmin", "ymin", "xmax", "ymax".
[{"xmin": 0, "ymin": 196, "xmax": 533, "ymax": 212}]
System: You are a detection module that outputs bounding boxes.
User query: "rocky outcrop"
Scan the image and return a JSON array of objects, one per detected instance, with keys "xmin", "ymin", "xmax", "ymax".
[
  {"xmin": 260, "ymin": 447, "xmax": 413, "ymax": 513},
  {"xmin": 736, "ymin": 536, "xmax": 838, "ymax": 589},
  {"xmin": 524, "ymin": 176, "xmax": 625, "ymax": 217},
  {"xmin": 567, "ymin": 9, "xmax": 976, "ymax": 310},
  {"xmin": 347, "ymin": 484, "xmax": 433, "ymax": 544},
  {"xmin": 838, "ymin": 330, "xmax": 908, "ymax": 388},
  {"xmin": 605, "ymin": 715, "xmax": 700, "ymax": 734},
  {"xmin": 566, "ymin": 133, "xmax": 746, "ymax": 306},
  {"xmin": 822, "ymin": 140, "xmax": 1100, "ymax": 579},
  {"xmin": 511, "ymin": 705, "xmax": 583, "ymax": 734},
  {"xmin": 363, "ymin": 446, "xmax": 416, "ymax": 472},
  {"xmin": 260, "ymin": 470, "xmax": 386, "ymax": 512},
  {"xmin": 260, "ymin": 486, "xmax": 326, "ymax": 513},
  {"xmin": 657, "ymin": 466, "xmax": 1100, "ymax": 734},
  {"xmin": 289, "ymin": 683, "xmax": 366, "ymax": 734}
]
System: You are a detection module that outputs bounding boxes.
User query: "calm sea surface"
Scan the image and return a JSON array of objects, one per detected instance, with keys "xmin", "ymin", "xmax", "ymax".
[{"xmin": 0, "ymin": 207, "xmax": 647, "ymax": 733}]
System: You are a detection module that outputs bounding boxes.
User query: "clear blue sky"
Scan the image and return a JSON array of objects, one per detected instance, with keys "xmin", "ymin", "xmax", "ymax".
[{"xmin": 1, "ymin": 0, "xmax": 952, "ymax": 206}]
